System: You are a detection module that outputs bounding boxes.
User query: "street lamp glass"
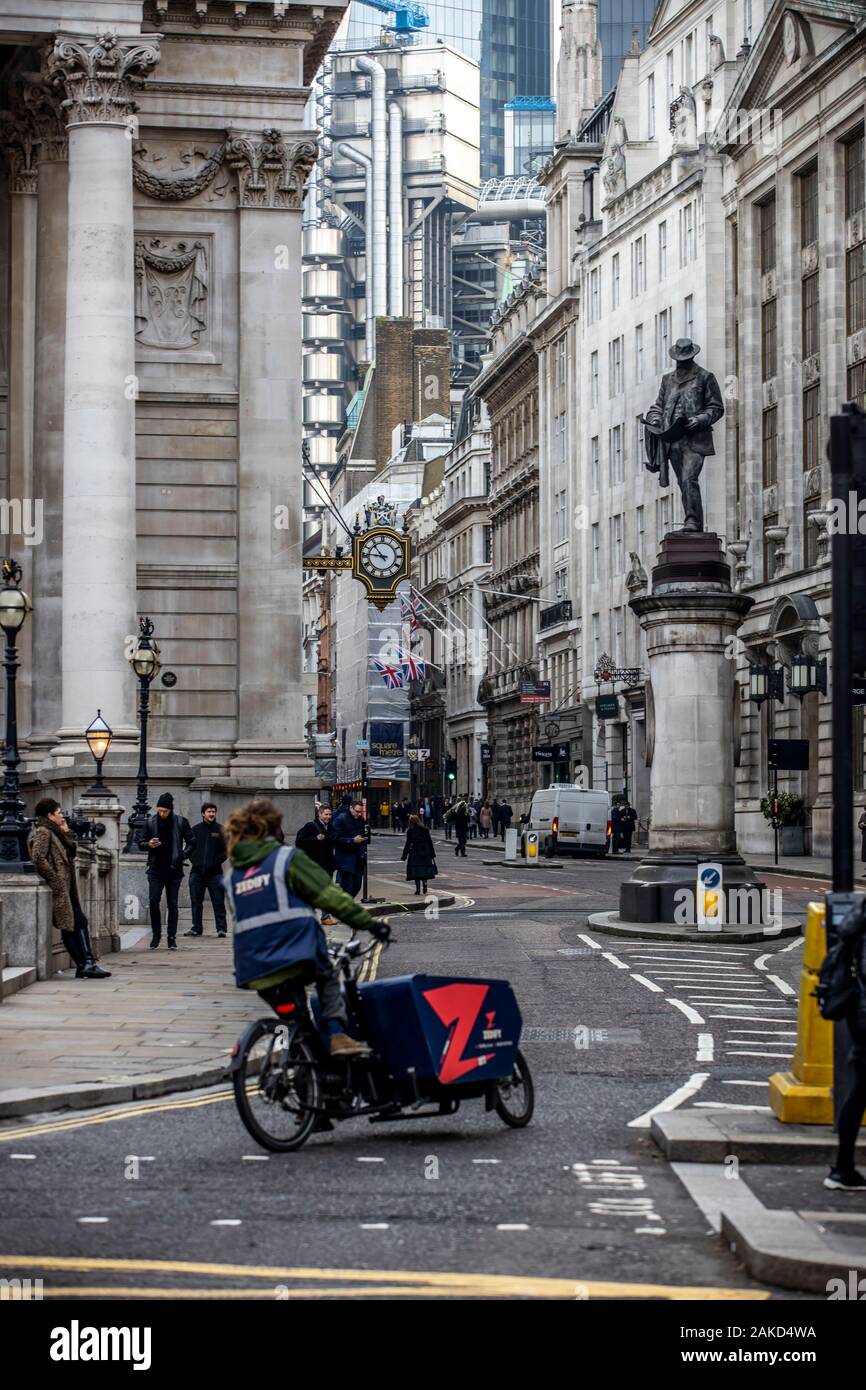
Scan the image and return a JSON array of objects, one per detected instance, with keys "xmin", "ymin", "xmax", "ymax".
[
  {"xmin": 131, "ymin": 642, "xmax": 160, "ymax": 679},
  {"xmin": 789, "ymin": 655, "xmax": 811, "ymax": 693},
  {"xmin": 85, "ymin": 710, "xmax": 113, "ymax": 762},
  {"xmin": 749, "ymin": 665, "xmax": 768, "ymax": 702},
  {"xmin": 0, "ymin": 585, "xmax": 31, "ymax": 631}
]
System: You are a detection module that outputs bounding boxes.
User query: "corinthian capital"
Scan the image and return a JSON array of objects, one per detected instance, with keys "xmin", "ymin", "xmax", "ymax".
[
  {"xmin": 0, "ymin": 114, "xmax": 38, "ymax": 194},
  {"xmin": 226, "ymin": 127, "xmax": 317, "ymax": 210},
  {"xmin": 48, "ymin": 31, "xmax": 161, "ymax": 127},
  {"xmin": 21, "ymin": 73, "xmax": 68, "ymax": 162}
]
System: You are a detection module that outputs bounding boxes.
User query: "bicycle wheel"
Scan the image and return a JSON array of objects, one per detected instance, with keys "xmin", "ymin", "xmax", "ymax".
[
  {"xmin": 232, "ymin": 1018, "xmax": 320, "ymax": 1153},
  {"xmin": 493, "ymin": 1049, "xmax": 534, "ymax": 1128}
]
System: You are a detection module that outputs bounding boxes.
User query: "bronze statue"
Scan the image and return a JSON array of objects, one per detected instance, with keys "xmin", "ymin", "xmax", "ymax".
[{"xmin": 641, "ymin": 338, "xmax": 724, "ymax": 532}]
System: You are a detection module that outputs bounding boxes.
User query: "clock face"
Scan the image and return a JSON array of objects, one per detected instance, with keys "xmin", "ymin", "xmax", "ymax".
[{"xmin": 360, "ymin": 534, "xmax": 402, "ymax": 579}]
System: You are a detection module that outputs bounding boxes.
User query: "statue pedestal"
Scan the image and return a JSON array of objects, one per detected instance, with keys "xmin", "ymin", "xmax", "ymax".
[{"xmin": 616, "ymin": 533, "xmax": 769, "ymax": 929}]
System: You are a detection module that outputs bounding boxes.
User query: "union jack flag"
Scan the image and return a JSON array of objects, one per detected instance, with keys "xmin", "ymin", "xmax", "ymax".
[
  {"xmin": 372, "ymin": 659, "xmax": 404, "ymax": 689},
  {"xmin": 401, "ymin": 593, "xmax": 427, "ymax": 629},
  {"xmin": 401, "ymin": 651, "xmax": 426, "ymax": 682}
]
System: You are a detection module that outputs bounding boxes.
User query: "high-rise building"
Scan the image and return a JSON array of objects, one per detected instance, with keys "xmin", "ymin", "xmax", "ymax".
[{"xmin": 596, "ymin": 0, "xmax": 657, "ymax": 92}]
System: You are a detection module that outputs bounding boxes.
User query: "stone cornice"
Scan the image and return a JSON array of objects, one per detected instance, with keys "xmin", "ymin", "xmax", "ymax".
[{"xmin": 48, "ymin": 31, "xmax": 162, "ymax": 127}]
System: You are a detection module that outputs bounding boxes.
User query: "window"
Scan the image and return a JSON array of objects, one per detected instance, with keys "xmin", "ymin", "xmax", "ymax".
[
  {"xmin": 800, "ymin": 165, "xmax": 819, "ymax": 247},
  {"xmin": 555, "ymin": 565, "xmax": 568, "ymax": 599},
  {"xmin": 684, "ymin": 32, "xmax": 694, "ymax": 86},
  {"xmin": 610, "ymin": 514, "xmax": 624, "ymax": 574},
  {"xmin": 609, "ymin": 336, "xmax": 623, "ymax": 396},
  {"xmin": 849, "ymin": 359, "xmax": 866, "ymax": 406},
  {"xmin": 684, "ymin": 293, "xmax": 694, "ymax": 339},
  {"xmin": 590, "ymin": 350, "xmax": 599, "ymax": 407},
  {"xmin": 704, "ymin": 18, "xmax": 713, "ymax": 74},
  {"xmin": 612, "ymin": 253, "xmax": 621, "ymax": 309},
  {"xmin": 636, "ymin": 504, "xmax": 645, "ymax": 549},
  {"xmin": 666, "ymin": 50, "xmax": 674, "ymax": 106},
  {"xmin": 655, "ymin": 308, "xmax": 670, "ymax": 372},
  {"xmin": 744, "ymin": 0, "xmax": 752, "ymax": 42},
  {"xmin": 635, "ymin": 323, "xmax": 645, "ymax": 382},
  {"xmin": 556, "ymin": 335, "xmax": 567, "ymax": 387},
  {"xmin": 658, "ymin": 493, "xmax": 672, "ymax": 535},
  {"xmin": 845, "ymin": 129, "xmax": 865, "ymax": 219},
  {"xmin": 804, "ymin": 496, "xmax": 821, "ymax": 568},
  {"xmin": 613, "ymin": 606, "xmax": 625, "ymax": 664},
  {"xmin": 803, "ymin": 385, "xmax": 820, "ymax": 471},
  {"xmin": 555, "ymin": 489, "xmax": 568, "ymax": 542},
  {"xmin": 761, "ymin": 298, "xmax": 777, "ymax": 380},
  {"xmin": 762, "ymin": 406, "xmax": 778, "ymax": 486},
  {"xmin": 483, "ymin": 525, "xmax": 491, "ymax": 563},
  {"xmin": 658, "ymin": 220, "xmax": 668, "ymax": 278},
  {"xmin": 847, "ymin": 243, "xmax": 866, "ymax": 334},
  {"xmin": 592, "ymin": 613, "xmax": 600, "ymax": 662},
  {"xmin": 759, "ymin": 197, "xmax": 776, "ymax": 275},
  {"xmin": 802, "ymin": 272, "xmax": 819, "ymax": 358},
  {"xmin": 610, "ymin": 424, "xmax": 624, "ymax": 483},
  {"xmin": 631, "ymin": 235, "xmax": 646, "ymax": 296},
  {"xmin": 591, "ymin": 436, "xmax": 600, "ymax": 493},
  {"xmin": 590, "ymin": 267, "xmax": 600, "ymax": 322},
  {"xmin": 647, "ymin": 73, "xmax": 656, "ymax": 140},
  {"xmin": 591, "ymin": 523, "xmax": 600, "ymax": 582},
  {"xmin": 679, "ymin": 202, "xmax": 695, "ymax": 266}
]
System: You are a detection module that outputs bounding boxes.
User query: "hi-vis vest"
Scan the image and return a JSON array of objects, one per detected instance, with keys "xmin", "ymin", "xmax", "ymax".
[{"xmin": 225, "ymin": 845, "xmax": 322, "ymax": 988}]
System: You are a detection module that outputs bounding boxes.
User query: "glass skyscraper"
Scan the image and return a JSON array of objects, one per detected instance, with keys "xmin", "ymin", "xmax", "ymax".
[
  {"xmin": 344, "ymin": 0, "xmax": 551, "ymax": 180},
  {"xmin": 598, "ymin": 0, "xmax": 656, "ymax": 94}
]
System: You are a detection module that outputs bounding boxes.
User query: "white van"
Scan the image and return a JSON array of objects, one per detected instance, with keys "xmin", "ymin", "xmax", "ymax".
[{"xmin": 522, "ymin": 785, "xmax": 612, "ymax": 858}]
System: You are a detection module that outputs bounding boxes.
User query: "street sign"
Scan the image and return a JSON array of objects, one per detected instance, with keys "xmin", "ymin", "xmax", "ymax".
[
  {"xmin": 853, "ymin": 677, "xmax": 866, "ymax": 704},
  {"xmin": 532, "ymin": 744, "xmax": 570, "ymax": 762},
  {"xmin": 767, "ymin": 738, "xmax": 810, "ymax": 771},
  {"xmin": 697, "ymin": 862, "xmax": 724, "ymax": 930},
  {"xmin": 545, "ymin": 721, "xmax": 560, "ymax": 736},
  {"xmin": 520, "ymin": 680, "xmax": 551, "ymax": 704},
  {"xmin": 355, "ymin": 739, "xmax": 369, "ymax": 750},
  {"xmin": 160, "ymin": 671, "xmax": 177, "ymax": 688},
  {"xmin": 480, "ymin": 743, "xmax": 493, "ymax": 766},
  {"xmin": 596, "ymin": 694, "xmax": 619, "ymax": 720}
]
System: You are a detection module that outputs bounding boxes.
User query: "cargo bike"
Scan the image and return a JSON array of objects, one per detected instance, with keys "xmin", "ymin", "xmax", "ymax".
[{"xmin": 231, "ymin": 937, "xmax": 534, "ymax": 1152}]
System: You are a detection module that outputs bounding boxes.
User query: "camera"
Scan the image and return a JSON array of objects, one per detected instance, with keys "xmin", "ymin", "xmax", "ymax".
[{"xmin": 68, "ymin": 812, "xmax": 106, "ymax": 843}]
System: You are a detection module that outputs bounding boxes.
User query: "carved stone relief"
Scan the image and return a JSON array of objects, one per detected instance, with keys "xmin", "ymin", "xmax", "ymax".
[
  {"xmin": 134, "ymin": 236, "xmax": 209, "ymax": 350},
  {"xmin": 132, "ymin": 139, "xmax": 230, "ymax": 203}
]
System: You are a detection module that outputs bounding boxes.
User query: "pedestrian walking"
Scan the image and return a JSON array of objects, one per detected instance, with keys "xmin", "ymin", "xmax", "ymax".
[
  {"xmin": 184, "ymin": 802, "xmax": 228, "ymax": 937},
  {"xmin": 332, "ymin": 798, "xmax": 368, "ymax": 898},
  {"xmin": 443, "ymin": 796, "xmax": 453, "ymax": 839},
  {"xmin": 401, "ymin": 814, "xmax": 438, "ymax": 895},
  {"xmin": 136, "ymin": 793, "xmax": 195, "ymax": 950},
  {"xmin": 491, "ymin": 798, "xmax": 501, "ymax": 837},
  {"xmin": 823, "ymin": 899, "xmax": 866, "ymax": 1191},
  {"xmin": 468, "ymin": 803, "xmax": 478, "ymax": 839},
  {"xmin": 499, "ymin": 800, "xmax": 513, "ymax": 841},
  {"xmin": 296, "ymin": 803, "xmax": 335, "ymax": 875},
  {"xmin": 449, "ymin": 797, "xmax": 469, "ymax": 857},
  {"xmin": 617, "ymin": 799, "xmax": 638, "ymax": 854},
  {"xmin": 28, "ymin": 799, "xmax": 110, "ymax": 979},
  {"xmin": 479, "ymin": 802, "xmax": 492, "ymax": 838}
]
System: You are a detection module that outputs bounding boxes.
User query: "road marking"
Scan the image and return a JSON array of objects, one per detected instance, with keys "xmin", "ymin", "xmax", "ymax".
[
  {"xmin": 709, "ymin": 1014, "xmax": 795, "ymax": 1022},
  {"xmin": 211, "ymin": 1220, "xmax": 242, "ymax": 1227},
  {"xmin": 631, "ymin": 973, "xmax": 663, "ymax": 993},
  {"xmin": 360, "ymin": 1223, "xmax": 389, "ymax": 1230},
  {"xmin": 0, "ymin": 1088, "xmax": 236, "ymax": 1142},
  {"xmin": 601, "ymin": 951, "xmax": 629, "ymax": 969},
  {"xmin": 767, "ymin": 974, "xmax": 796, "ymax": 996},
  {"xmin": 666, "ymin": 998, "xmax": 705, "ymax": 1025},
  {"xmin": 356, "ymin": 1157, "xmax": 385, "ymax": 1163},
  {"xmin": 634, "ymin": 1227, "xmax": 666, "ymax": 1235},
  {"xmin": 725, "ymin": 1050, "xmax": 794, "ymax": 1058},
  {"xmin": 696, "ymin": 1033, "xmax": 714, "ymax": 1062},
  {"xmin": 496, "ymin": 1224, "xmax": 529, "ymax": 1231},
  {"xmin": 8, "ymin": 1153, "xmax": 36, "ymax": 1160},
  {"xmin": 578, "ymin": 933, "xmax": 602, "ymax": 949},
  {"xmin": 753, "ymin": 954, "xmax": 771, "ymax": 971},
  {"xmin": 722, "ymin": 1080, "xmax": 771, "ymax": 1087},
  {"xmin": 472, "ymin": 1158, "xmax": 501, "ymax": 1165},
  {"xmin": 722, "ymin": 1030, "xmax": 797, "ymax": 1036},
  {"xmin": 76, "ymin": 1217, "xmax": 109, "ymax": 1224},
  {"xmin": 627, "ymin": 1072, "xmax": 710, "ymax": 1129},
  {"xmin": 242, "ymin": 1155, "xmax": 269, "ymax": 1162},
  {"xmin": 694, "ymin": 1102, "xmax": 773, "ymax": 1113}
]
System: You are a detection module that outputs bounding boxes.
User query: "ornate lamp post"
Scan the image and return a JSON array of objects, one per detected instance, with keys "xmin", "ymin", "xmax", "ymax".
[
  {"xmin": 83, "ymin": 710, "xmax": 114, "ymax": 798},
  {"xmin": 788, "ymin": 651, "xmax": 827, "ymax": 700},
  {"xmin": 123, "ymin": 617, "xmax": 161, "ymax": 852},
  {"xmin": 748, "ymin": 662, "xmax": 785, "ymax": 705},
  {"xmin": 0, "ymin": 559, "xmax": 33, "ymax": 871}
]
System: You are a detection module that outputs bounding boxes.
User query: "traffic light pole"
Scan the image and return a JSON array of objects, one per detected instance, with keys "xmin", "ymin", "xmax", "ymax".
[{"xmin": 361, "ymin": 755, "xmax": 371, "ymax": 903}]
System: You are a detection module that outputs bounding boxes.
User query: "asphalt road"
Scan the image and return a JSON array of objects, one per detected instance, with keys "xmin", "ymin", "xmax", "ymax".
[{"xmin": 0, "ymin": 840, "xmax": 825, "ymax": 1301}]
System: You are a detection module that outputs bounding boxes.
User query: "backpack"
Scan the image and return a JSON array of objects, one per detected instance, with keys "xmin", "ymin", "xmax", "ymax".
[{"xmin": 815, "ymin": 900, "xmax": 866, "ymax": 1022}]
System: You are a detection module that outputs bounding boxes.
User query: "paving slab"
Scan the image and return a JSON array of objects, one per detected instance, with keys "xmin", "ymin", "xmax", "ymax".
[{"xmin": 652, "ymin": 1106, "xmax": 866, "ymax": 1164}]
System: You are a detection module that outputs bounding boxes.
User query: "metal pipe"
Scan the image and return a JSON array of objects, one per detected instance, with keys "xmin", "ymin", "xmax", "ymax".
[
  {"xmin": 387, "ymin": 100, "xmax": 403, "ymax": 316},
  {"xmin": 356, "ymin": 55, "xmax": 388, "ymax": 320},
  {"xmin": 334, "ymin": 141, "xmax": 375, "ymax": 360}
]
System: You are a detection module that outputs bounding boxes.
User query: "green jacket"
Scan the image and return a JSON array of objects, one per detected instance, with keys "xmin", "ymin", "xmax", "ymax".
[{"xmin": 230, "ymin": 837, "xmax": 376, "ymax": 990}]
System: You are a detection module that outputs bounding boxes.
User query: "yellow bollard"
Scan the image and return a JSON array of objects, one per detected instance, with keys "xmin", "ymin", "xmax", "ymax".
[{"xmin": 768, "ymin": 902, "xmax": 834, "ymax": 1124}]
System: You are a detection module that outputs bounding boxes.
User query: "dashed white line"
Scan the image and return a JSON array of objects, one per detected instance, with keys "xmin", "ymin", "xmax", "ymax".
[
  {"xmin": 767, "ymin": 974, "xmax": 796, "ymax": 997},
  {"xmin": 627, "ymin": 1072, "xmax": 710, "ymax": 1129},
  {"xmin": 242, "ymin": 1155, "xmax": 269, "ymax": 1161},
  {"xmin": 696, "ymin": 1033, "xmax": 714, "ymax": 1062},
  {"xmin": 356, "ymin": 1156, "xmax": 386, "ymax": 1163},
  {"xmin": 9, "ymin": 1153, "xmax": 36, "ymax": 1160},
  {"xmin": 666, "ymin": 998, "xmax": 705, "ymax": 1025},
  {"xmin": 725, "ymin": 1050, "xmax": 793, "ymax": 1058},
  {"xmin": 77, "ymin": 1217, "xmax": 109, "ymax": 1224},
  {"xmin": 578, "ymin": 933, "xmax": 602, "ymax": 950},
  {"xmin": 631, "ymin": 973, "xmax": 663, "ymax": 993},
  {"xmin": 497, "ymin": 1223, "xmax": 529, "ymax": 1231},
  {"xmin": 722, "ymin": 1079, "xmax": 773, "ymax": 1087},
  {"xmin": 360, "ymin": 1223, "xmax": 390, "ymax": 1230},
  {"xmin": 211, "ymin": 1219, "xmax": 242, "ymax": 1226},
  {"xmin": 472, "ymin": 1158, "xmax": 502, "ymax": 1165},
  {"xmin": 601, "ymin": 951, "xmax": 629, "ymax": 969}
]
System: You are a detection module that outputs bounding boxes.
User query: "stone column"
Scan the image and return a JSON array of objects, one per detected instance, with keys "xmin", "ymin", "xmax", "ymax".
[
  {"xmin": 615, "ymin": 533, "xmax": 769, "ymax": 928},
  {"xmin": 226, "ymin": 128, "xmax": 319, "ymax": 783},
  {"xmin": 0, "ymin": 112, "xmax": 38, "ymax": 743},
  {"xmin": 47, "ymin": 32, "xmax": 160, "ymax": 752},
  {"xmin": 26, "ymin": 79, "xmax": 69, "ymax": 760}
]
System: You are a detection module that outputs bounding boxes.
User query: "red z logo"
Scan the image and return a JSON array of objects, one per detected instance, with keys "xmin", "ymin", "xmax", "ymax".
[{"xmin": 422, "ymin": 983, "xmax": 495, "ymax": 1084}]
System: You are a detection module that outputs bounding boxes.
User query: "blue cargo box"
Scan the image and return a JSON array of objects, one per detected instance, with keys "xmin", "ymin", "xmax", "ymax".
[{"xmin": 358, "ymin": 974, "xmax": 522, "ymax": 1085}]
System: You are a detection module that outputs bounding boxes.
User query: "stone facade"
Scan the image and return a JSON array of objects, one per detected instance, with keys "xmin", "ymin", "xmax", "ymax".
[{"xmin": 0, "ymin": 2, "xmax": 347, "ymax": 845}]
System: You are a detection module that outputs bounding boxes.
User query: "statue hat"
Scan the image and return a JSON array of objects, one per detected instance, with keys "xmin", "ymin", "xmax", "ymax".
[{"xmin": 670, "ymin": 337, "xmax": 701, "ymax": 361}]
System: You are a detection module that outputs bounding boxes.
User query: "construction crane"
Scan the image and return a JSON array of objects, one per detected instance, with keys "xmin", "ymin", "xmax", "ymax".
[{"xmin": 356, "ymin": 0, "xmax": 430, "ymax": 36}]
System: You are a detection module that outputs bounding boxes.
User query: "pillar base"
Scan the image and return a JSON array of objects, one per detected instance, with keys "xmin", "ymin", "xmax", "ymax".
[
  {"xmin": 768, "ymin": 1071, "xmax": 834, "ymax": 1125},
  {"xmin": 619, "ymin": 851, "xmax": 770, "ymax": 925}
]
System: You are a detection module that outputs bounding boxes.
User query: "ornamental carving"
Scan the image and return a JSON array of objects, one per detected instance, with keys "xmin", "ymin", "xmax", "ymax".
[
  {"xmin": 226, "ymin": 127, "xmax": 317, "ymax": 210},
  {"xmin": 132, "ymin": 141, "xmax": 228, "ymax": 201},
  {"xmin": 802, "ymin": 352, "xmax": 820, "ymax": 385},
  {"xmin": 20, "ymin": 76, "xmax": 68, "ymax": 162},
  {"xmin": 48, "ymin": 31, "xmax": 160, "ymax": 126},
  {"xmin": 134, "ymin": 237, "xmax": 208, "ymax": 350},
  {"xmin": 801, "ymin": 241, "xmax": 819, "ymax": 272},
  {"xmin": 0, "ymin": 114, "xmax": 38, "ymax": 194}
]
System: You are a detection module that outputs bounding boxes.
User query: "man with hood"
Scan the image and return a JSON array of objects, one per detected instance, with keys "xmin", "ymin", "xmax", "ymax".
[{"xmin": 136, "ymin": 793, "xmax": 195, "ymax": 950}]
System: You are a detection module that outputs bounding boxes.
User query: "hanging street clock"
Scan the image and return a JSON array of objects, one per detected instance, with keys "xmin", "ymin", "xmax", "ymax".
[{"xmin": 352, "ymin": 525, "xmax": 411, "ymax": 610}]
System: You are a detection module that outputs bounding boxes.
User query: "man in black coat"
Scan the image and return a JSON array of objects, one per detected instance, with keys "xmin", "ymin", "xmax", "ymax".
[
  {"xmin": 296, "ymin": 804, "xmax": 335, "ymax": 875},
  {"xmin": 643, "ymin": 339, "xmax": 724, "ymax": 533},
  {"xmin": 136, "ymin": 793, "xmax": 195, "ymax": 950},
  {"xmin": 498, "ymin": 800, "xmax": 513, "ymax": 840},
  {"xmin": 183, "ymin": 802, "xmax": 228, "ymax": 937},
  {"xmin": 617, "ymin": 799, "xmax": 638, "ymax": 854}
]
